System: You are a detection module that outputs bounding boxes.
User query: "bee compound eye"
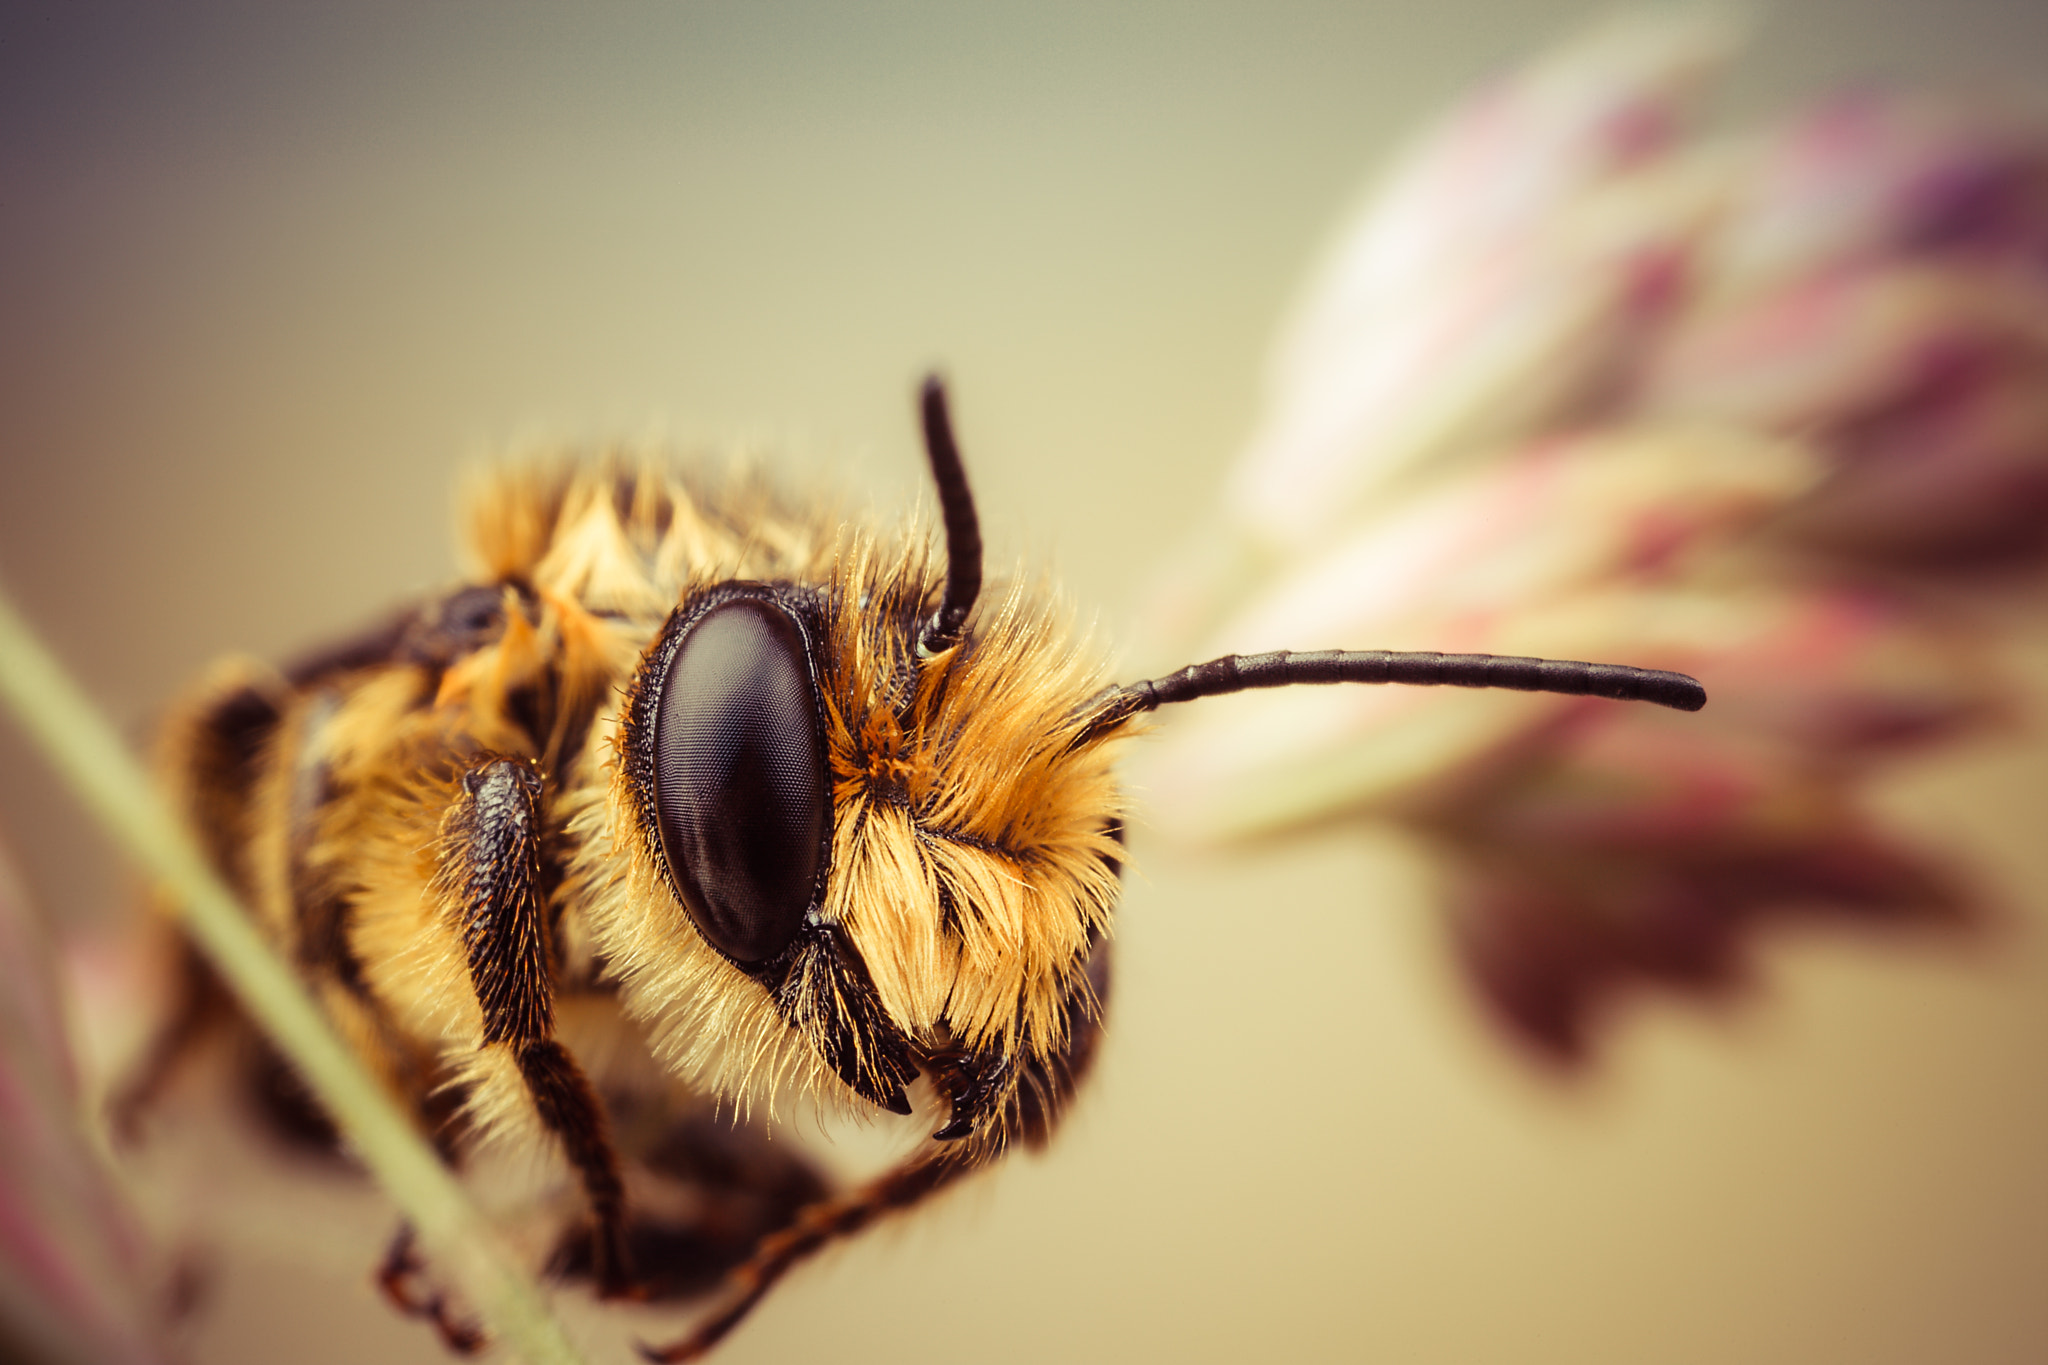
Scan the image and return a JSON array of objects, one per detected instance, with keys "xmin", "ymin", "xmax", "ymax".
[{"xmin": 653, "ymin": 598, "xmax": 829, "ymax": 966}]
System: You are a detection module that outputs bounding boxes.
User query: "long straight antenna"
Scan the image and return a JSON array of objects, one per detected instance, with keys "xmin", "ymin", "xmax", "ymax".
[
  {"xmin": 917, "ymin": 376, "xmax": 984, "ymax": 656},
  {"xmin": 1080, "ymin": 649, "xmax": 1705, "ymax": 742}
]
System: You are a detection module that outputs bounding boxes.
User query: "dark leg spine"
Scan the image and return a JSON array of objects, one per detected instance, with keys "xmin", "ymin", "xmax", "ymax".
[
  {"xmin": 640, "ymin": 935, "xmax": 1112, "ymax": 1362},
  {"xmin": 441, "ymin": 754, "xmax": 634, "ymax": 1297}
]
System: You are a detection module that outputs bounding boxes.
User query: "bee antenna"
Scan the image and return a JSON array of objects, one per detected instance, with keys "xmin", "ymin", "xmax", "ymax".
[
  {"xmin": 917, "ymin": 375, "xmax": 984, "ymax": 658},
  {"xmin": 1078, "ymin": 649, "xmax": 1705, "ymax": 742}
]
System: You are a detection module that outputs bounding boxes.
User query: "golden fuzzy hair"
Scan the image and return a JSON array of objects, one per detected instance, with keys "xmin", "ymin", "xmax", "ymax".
[
  {"xmin": 455, "ymin": 456, "xmax": 1132, "ymax": 1119},
  {"xmin": 127, "ymin": 428, "xmax": 1140, "ymax": 1360},
  {"xmin": 815, "ymin": 539, "xmax": 1124, "ymax": 1055}
]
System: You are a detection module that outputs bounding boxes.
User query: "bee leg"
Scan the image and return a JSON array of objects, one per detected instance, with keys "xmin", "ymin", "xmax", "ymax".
[
  {"xmin": 633, "ymin": 1146, "xmax": 976, "ymax": 1363},
  {"xmin": 442, "ymin": 754, "xmax": 635, "ymax": 1298},
  {"xmin": 107, "ymin": 935, "xmax": 227, "ymax": 1144},
  {"xmin": 376, "ymin": 1224, "xmax": 485, "ymax": 1356},
  {"xmin": 639, "ymin": 936, "xmax": 1114, "ymax": 1361},
  {"xmin": 511, "ymin": 1037, "xmax": 637, "ymax": 1297},
  {"xmin": 546, "ymin": 1104, "xmax": 832, "ymax": 1302}
]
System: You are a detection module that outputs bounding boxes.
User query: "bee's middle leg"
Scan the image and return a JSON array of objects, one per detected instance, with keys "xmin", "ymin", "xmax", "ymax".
[{"xmin": 442, "ymin": 754, "xmax": 634, "ymax": 1297}]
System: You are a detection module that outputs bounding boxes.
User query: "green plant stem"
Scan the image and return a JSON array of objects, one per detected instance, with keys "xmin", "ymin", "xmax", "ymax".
[{"xmin": 0, "ymin": 585, "xmax": 587, "ymax": 1365}]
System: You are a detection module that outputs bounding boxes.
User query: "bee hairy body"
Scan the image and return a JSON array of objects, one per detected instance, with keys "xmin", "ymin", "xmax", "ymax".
[
  {"xmin": 137, "ymin": 454, "xmax": 1126, "ymax": 1357},
  {"xmin": 123, "ymin": 382, "xmax": 1702, "ymax": 1359}
]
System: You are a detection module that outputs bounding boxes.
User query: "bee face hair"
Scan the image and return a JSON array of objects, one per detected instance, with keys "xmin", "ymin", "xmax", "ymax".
[{"xmin": 608, "ymin": 514, "xmax": 1126, "ymax": 1128}]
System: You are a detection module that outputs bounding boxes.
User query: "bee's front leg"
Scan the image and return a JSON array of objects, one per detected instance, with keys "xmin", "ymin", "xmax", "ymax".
[{"xmin": 439, "ymin": 754, "xmax": 635, "ymax": 1298}]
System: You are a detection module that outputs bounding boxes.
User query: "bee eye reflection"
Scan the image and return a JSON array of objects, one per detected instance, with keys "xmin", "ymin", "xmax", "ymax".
[{"xmin": 652, "ymin": 597, "xmax": 829, "ymax": 966}]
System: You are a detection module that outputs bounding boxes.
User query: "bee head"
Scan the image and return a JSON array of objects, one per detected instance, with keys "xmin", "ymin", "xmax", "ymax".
[{"xmin": 610, "ymin": 380, "xmax": 1125, "ymax": 1142}]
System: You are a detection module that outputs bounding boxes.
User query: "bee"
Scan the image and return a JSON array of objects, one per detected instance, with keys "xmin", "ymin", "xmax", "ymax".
[{"xmin": 116, "ymin": 376, "xmax": 1703, "ymax": 1360}]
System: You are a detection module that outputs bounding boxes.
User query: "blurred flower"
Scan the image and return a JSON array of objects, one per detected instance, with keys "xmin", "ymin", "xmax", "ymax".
[
  {"xmin": 1223, "ymin": 13, "xmax": 1736, "ymax": 551},
  {"xmin": 1637, "ymin": 91, "xmax": 2048, "ymax": 568},
  {"xmin": 0, "ymin": 840, "xmax": 168, "ymax": 1365},
  {"xmin": 1142, "ymin": 16, "xmax": 2043, "ymax": 1058}
]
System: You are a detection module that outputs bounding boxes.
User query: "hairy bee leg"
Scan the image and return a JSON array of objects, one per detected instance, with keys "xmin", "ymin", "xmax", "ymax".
[
  {"xmin": 636, "ymin": 1146, "xmax": 979, "ymax": 1364},
  {"xmin": 377, "ymin": 1224, "xmax": 486, "ymax": 1356},
  {"xmin": 544, "ymin": 1104, "xmax": 834, "ymax": 1301},
  {"xmin": 442, "ymin": 755, "xmax": 635, "ymax": 1298},
  {"xmin": 107, "ymin": 936, "xmax": 227, "ymax": 1144},
  {"xmin": 513, "ymin": 1035, "xmax": 634, "ymax": 1294},
  {"xmin": 641, "ymin": 936, "xmax": 1114, "ymax": 1361},
  {"xmin": 644, "ymin": 997, "xmax": 1110, "ymax": 1359}
]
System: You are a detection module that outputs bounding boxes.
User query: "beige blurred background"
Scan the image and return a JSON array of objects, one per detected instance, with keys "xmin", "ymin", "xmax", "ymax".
[{"xmin": 6, "ymin": 3, "xmax": 2048, "ymax": 1362}]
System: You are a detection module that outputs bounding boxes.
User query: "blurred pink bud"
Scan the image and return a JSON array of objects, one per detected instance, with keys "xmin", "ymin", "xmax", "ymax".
[
  {"xmin": 1229, "ymin": 14, "xmax": 1738, "ymax": 547},
  {"xmin": 1690, "ymin": 92, "xmax": 2048, "ymax": 297},
  {"xmin": 1206, "ymin": 426, "xmax": 1812, "ymax": 651},
  {"xmin": 1441, "ymin": 817, "xmax": 1969, "ymax": 1059},
  {"xmin": 1785, "ymin": 359, "xmax": 2048, "ymax": 566},
  {"xmin": 1146, "ymin": 17, "xmax": 2042, "ymax": 1060},
  {"xmin": 1407, "ymin": 633, "xmax": 1979, "ymax": 1059},
  {"xmin": 1636, "ymin": 93, "xmax": 2048, "ymax": 566}
]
